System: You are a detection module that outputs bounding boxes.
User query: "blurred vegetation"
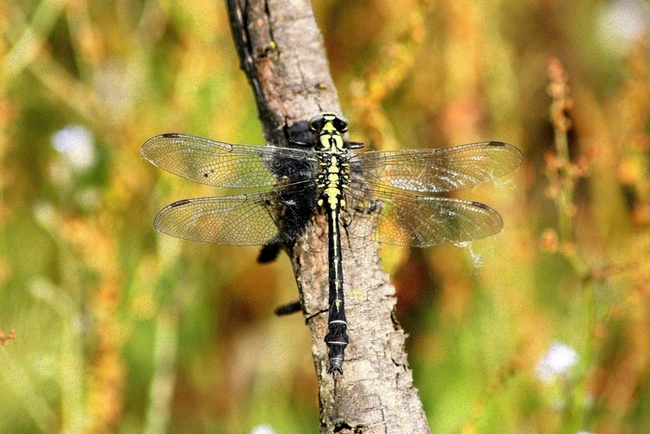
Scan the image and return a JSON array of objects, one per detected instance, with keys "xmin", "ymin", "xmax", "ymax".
[{"xmin": 1, "ymin": 0, "xmax": 649, "ymax": 433}]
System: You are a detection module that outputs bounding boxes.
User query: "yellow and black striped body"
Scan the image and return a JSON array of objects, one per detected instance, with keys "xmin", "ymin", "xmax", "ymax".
[{"xmin": 309, "ymin": 112, "xmax": 354, "ymax": 375}]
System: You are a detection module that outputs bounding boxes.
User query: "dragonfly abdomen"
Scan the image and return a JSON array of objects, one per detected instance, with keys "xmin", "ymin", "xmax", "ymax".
[{"xmin": 323, "ymin": 204, "xmax": 348, "ymax": 375}]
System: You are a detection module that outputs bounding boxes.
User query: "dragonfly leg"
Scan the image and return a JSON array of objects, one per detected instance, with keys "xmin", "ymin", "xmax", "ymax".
[{"xmin": 257, "ymin": 242, "xmax": 281, "ymax": 263}]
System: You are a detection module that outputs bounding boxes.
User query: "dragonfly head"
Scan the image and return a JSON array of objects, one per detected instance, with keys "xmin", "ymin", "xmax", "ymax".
[{"xmin": 308, "ymin": 112, "xmax": 349, "ymax": 135}]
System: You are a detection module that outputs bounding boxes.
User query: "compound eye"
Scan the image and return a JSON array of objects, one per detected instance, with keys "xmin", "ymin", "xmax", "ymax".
[
  {"xmin": 332, "ymin": 116, "xmax": 348, "ymax": 132},
  {"xmin": 309, "ymin": 115, "xmax": 325, "ymax": 132}
]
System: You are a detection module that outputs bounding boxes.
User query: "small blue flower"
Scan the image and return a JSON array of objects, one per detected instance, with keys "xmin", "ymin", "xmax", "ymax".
[{"xmin": 51, "ymin": 125, "xmax": 96, "ymax": 172}]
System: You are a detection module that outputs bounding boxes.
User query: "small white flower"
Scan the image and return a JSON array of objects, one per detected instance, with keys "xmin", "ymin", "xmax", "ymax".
[
  {"xmin": 51, "ymin": 125, "xmax": 96, "ymax": 172},
  {"xmin": 251, "ymin": 425, "xmax": 274, "ymax": 434},
  {"xmin": 535, "ymin": 341, "xmax": 579, "ymax": 383},
  {"xmin": 598, "ymin": 0, "xmax": 650, "ymax": 55}
]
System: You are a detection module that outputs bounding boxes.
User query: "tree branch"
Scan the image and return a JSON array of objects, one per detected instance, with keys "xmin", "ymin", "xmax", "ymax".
[{"xmin": 226, "ymin": 0, "xmax": 430, "ymax": 432}]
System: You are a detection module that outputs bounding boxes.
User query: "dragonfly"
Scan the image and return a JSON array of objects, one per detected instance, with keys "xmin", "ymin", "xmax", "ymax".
[{"xmin": 141, "ymin": 112, "xmax": 523, "ymax": 375}]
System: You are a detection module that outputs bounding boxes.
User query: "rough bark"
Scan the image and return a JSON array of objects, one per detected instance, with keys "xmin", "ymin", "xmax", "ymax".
[{"xmin": 226, "ymin": 1, "xmax": 430, "ymax": 432}]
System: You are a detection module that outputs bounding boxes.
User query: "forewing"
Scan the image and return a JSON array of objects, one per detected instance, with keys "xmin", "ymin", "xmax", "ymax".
[
  {"xmin": 343, "ymin": 187, "xmax": 504, "ymax": 247},
  {"xmin": 353, "ymin": 142, "xmax": 523, "ymax": 193},
  {"xmin": 141, "ymin": 133, "xmax": 316, "ymax": 189},
  {"xmin": 153, "ymin": 192, "xmax": 282, "ymax": 245}
]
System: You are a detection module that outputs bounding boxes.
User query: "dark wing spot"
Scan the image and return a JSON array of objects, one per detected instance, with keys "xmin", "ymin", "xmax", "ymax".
[
  {"xmin": 471, "ymin": 201, "xmax": 492, "ymax": 210},
  {"xmin": 169, "ymin": 199, "xmax": 191, "ymax": 207}
]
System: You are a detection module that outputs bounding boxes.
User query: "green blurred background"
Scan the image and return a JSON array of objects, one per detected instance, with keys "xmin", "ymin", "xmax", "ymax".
[{"xmin": 1, "ymin": 0, "xmax": 649, "ymax": 433}]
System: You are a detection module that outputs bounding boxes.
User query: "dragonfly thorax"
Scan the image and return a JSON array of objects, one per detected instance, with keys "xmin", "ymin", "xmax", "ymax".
[{"xmin": 311, "ymin": 113, "xmax": 352, "ymax": 212}]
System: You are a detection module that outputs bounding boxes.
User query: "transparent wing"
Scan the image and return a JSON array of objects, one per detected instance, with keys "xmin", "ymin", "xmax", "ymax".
[
  {"xmin": 153, "ymin": 192, "xmax": 283, "ymax": 245},
  {"xmin": 352, "ymin": 141, "xmax": 523, "ymax": 193},
  {"xmin": 141, "ymin": 133, "xmax": 317, "ymax": 189},
  {"xmin": 343, "ymin": 186, "xmax": 503, "ymax": 247}
]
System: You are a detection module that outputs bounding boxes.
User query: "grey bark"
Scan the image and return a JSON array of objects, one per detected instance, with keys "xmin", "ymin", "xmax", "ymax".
[{"xmin": 226, "ymin": 1, "xmax": 430, "ymax": 432}]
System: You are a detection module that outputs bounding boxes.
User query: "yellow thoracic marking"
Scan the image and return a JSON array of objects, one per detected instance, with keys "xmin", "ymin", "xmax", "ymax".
[{"xmin": 312, "ymin": 115, "xmax": 350, "ymax": 215}]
